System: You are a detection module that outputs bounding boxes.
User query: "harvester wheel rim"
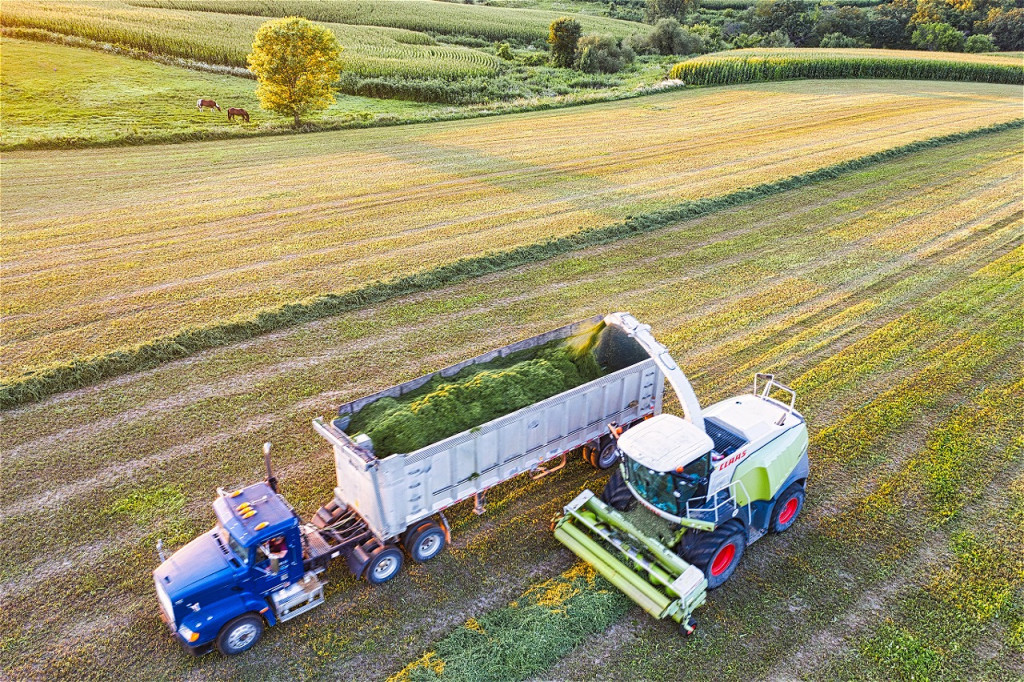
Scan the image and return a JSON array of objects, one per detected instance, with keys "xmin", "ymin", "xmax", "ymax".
[
  {"xmin": 779, "ymin": 498, "xmax": 799, "ymax": 524},
  {"xmin": 710, "ymin": 543, "xmax": 736, "ymax": 576}
]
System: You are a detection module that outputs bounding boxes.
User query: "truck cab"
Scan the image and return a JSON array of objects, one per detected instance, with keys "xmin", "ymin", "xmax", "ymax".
[{"xmin": 153, "ymin": 483, "xmax": 322, "ymax": 655}]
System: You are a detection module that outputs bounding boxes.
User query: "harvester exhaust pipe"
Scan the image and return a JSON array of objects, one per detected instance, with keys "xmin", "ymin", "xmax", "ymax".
[{"xmin": 263, "ymin": 442, "xmax": 278, "ymax": 493}]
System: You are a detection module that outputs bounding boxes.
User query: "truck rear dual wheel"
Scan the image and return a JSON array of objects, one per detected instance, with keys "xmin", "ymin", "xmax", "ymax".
[
  {"xmin": 683, "ymin": 524, "xmax": 746, "ymax": 589},
  {"xmin": 365, "ymin": 545, "xmax": 404, "ymax": 584},
  {"xmin": 216, "ymin": 613, "xmax": 264, "ymax": 656}
]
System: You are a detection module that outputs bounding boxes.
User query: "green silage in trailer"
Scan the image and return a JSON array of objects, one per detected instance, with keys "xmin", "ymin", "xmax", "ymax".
[{"xmin": 348, "ymin": 335, "xmax": 604, "ymax": 458}]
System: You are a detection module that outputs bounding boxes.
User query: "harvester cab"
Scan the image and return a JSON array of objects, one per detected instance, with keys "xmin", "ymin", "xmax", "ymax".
[{"xmin": 553, "ymin": 317, "xmax": 810, "ymax": 636}]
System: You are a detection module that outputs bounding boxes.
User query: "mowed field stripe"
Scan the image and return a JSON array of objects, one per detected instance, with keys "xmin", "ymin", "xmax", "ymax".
[
  {"xmin": 0, "ymin": 129, "xmax": 1020, "ymax": 680},
  {"xmin": 2, "ymin": 80, "xmax": 1021, "ymax": 381}
]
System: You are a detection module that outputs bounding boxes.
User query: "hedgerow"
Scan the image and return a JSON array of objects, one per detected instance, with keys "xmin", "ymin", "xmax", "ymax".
[
  {"xmin": 669, "ymin": 54, "xmax": 1024, "ymax": 85},
  {"xmin": 1, "ymin": 118, "xmax": 1019, "ymax": 410}
]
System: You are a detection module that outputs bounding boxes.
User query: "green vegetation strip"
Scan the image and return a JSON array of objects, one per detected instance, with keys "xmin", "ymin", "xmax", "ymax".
[
  {"xmin": 388, "ymin": 564, "xmax": 630, "ymax": 682},
  {"xmin": 2, "ymin": 117, "xmax": 1020, "ymax": 410},
  {"xmin": 669, "ymin": 55, "xmax": 1024, "ymax": 86}
]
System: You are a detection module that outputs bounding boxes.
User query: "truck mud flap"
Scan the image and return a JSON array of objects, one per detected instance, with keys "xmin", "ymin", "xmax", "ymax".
[{"xmin": 552, "ymin": 490, "xmax": 707, "ymax": 633}]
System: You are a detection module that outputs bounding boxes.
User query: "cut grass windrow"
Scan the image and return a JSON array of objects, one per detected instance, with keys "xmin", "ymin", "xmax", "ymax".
[
  {"xmin": 387, "ymin": 564, "xmax": 630, "ymax": 682},
  {"xmin": 2, "ymin": 117, "xmax": 1021, "ymax": 410}
]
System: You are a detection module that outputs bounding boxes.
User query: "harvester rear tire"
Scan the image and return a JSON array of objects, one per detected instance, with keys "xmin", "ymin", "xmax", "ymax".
[
  {"xmin": 770, "ymin": 484, "xmax": 805, "ymax": 534},
  {"xmin": 684, "ymin": 524, "xmax": 746, "ymax": 589},
  {"xmin": 601, "ymin": 468, "xmax": 636, "ymax": 511}
]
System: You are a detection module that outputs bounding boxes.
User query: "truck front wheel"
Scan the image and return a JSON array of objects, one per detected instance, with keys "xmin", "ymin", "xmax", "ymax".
[
  {"xmin": 216, "ymin": 614, "xmax": 264, "ymax": 656},
  {"xmin": 365, "ymin": 544, "xmax": 404, "ymax": 584}
]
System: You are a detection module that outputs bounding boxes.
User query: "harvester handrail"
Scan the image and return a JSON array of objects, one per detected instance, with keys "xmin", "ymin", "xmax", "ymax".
[
  {"xmin": 754, "ymin": 372, "xmax": 796, "ymax": 420},
  {"xmin": 685, "ymin": 479, "xmax": 752, "ymax": 527}
]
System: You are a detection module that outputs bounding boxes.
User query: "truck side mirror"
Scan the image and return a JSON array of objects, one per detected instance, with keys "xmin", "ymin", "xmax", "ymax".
[{"xmin": 270, "ymin": 556, "xmax": 280, "ymax": 574}]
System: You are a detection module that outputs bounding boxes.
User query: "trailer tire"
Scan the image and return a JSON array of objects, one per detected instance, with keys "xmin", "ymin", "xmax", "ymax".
[
  {"xmin": 601, "ymin": 467, "xmax": 636, "ymax": 511},
  {"xmin": 216, "ymin": 613, "xmax": 264, "ymax": 655},
  {"xmin": 405, "ymin": 522, "xmax": 447, "ymax": 563},
  {"xmin": 595, "ymin": 438, "xmax": 620, "ymax": 470},
  {"xmin": 770, "ymin": 484, "xmax": 805, "ymax": 533},
  {"xmin": 684, "ymin": 524, "xmax": 746, "ymax": 589},
  {"xmin": 365, "ymin": 545, "xmax": 404, "ymax": 584}
]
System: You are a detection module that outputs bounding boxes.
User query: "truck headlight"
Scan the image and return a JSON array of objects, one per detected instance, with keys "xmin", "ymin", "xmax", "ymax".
[{"xmin": 177, "ymin": 624, "xmax": 200, "ymax": 643}]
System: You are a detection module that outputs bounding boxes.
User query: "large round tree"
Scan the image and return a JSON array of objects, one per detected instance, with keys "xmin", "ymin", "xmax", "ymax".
[{"xmin": 247, "ymin": 17, "xmax": 343, "ymax": 127}]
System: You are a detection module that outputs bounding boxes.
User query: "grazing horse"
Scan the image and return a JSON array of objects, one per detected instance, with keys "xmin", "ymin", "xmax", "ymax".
[
  {"xmin": 227, "ymin": 107, "xmax": 250, "ymax": 123},
  {"xmin": 196, "ymin": 98, "xmax": 220, "ymax": 112}
]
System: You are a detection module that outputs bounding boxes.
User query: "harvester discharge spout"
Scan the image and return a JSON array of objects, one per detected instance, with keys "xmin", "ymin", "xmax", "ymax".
[
  {"xmin": 603, "ymin": 313, "xmax": 705, "ymax": 432},
  {"xmin": 553, "ymin": 490, "xmax": 707, "ymax": 634}
]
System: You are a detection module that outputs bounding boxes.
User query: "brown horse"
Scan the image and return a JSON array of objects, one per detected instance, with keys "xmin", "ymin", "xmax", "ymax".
[
  {"xmin": 196, "ymin": 98, "xmax": 220, "ymax": 112},
  {"xmin": 227, "ymin": 107, "xmax": 250, "ymax": 123}
]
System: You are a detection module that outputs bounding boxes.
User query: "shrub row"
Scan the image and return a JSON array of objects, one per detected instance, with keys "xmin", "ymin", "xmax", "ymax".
[
  {"xmin": 2, "ymin": 118, "xmax": 1020, "ymax": 410},
  {"xmin": 669, "ymin": 55, "xmax": 1024, "ymax": 86}
]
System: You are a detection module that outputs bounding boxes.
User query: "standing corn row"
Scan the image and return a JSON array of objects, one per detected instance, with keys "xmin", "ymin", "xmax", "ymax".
[{"xmin": 668, "ymin": 56, "xmax": 1024, "ymax": 86}]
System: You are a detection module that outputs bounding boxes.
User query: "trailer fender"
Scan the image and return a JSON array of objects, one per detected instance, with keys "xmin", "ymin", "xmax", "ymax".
[{"xmin": 182, "ymin": 594, "xmax": 276, "ymax": 647}]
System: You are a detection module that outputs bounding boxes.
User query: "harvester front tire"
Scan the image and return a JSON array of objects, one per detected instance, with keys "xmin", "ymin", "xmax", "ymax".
[
  {"xmin": 770, "ymin": 484, "xmax": 805, "ymax": 534},
  {"xmin": 685, "ymin": 524, "xmax": 746, "ymax": 589},
  {"xmin": 365, "ymin": 545, "xmax": 404, "ymax": 584},
  {"xmin": 405, "ymin": 522, "xmax": 447, "ymax": 563},
  {"xmin": 216, "ymin": 613, "xmax": 264, "ymax": 656},
  {"xmin": 601, "ymin": 468, "xmax": 636, "ymax": 511}
]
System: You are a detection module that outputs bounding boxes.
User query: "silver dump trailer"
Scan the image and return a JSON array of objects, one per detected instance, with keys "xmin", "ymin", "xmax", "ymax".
[{"xmin": 308, "ymin": 313, "xmax": 685, "ymax": 583}]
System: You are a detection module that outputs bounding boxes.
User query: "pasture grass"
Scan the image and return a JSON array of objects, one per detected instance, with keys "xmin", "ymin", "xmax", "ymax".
[
  {"xmin": 2, "ymin": 80, "xmax": 1020, "ymax": 397},
  {"xmin": 0, "ymin": 38, "xmax": 435, "ymax": 149},
  {"xmin": 0, "ymin": 127, "xmax": 1020, "ymax": 681}
]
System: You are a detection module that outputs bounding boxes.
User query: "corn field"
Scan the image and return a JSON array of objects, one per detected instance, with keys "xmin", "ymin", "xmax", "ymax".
[
  {"xmin": 0, "ymin": 0, "xmax": 500, "ymax": 78},
  {"xmin": 669, "ymin": 55, "xmax": 1024, "ymax": 86},
  {"xmin": 127, "ymin": 0, "xmax": 643, "ymax": 43}
]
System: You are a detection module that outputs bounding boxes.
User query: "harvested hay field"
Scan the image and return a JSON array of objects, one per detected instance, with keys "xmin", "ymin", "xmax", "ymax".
[
  {"xmin": 1, "ymin": 127, "xmax": 1020, "ymax": 681},
  {"xmin": 2, "ymin": 80, "xmax": 1021, "ymax": 378}
]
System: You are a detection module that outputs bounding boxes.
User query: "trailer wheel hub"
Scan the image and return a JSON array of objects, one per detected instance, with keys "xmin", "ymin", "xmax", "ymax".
[{"xmin": 710, "ymin": 543, "xmax": 735, "ymax": 576}]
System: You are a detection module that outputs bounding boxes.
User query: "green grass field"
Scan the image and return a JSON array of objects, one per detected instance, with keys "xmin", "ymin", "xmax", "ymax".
[
  {"xmin": 0, "ymin": 38, "xmax": 438, "ymax": 148},
  {"xmin": 1, "ymin": 126, "xmax": 1020, "ymax": 681},
  {"xmin": 3, "ymin": 79, "xmax": 1020, "ymax": 380}
]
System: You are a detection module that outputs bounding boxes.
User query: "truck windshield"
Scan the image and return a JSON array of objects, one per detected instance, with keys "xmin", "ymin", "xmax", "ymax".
[
  {"xmin": 218, "ymin": 524, "xmax": 248, "ymax": 565},
  {"xmin": 623, "ymin": 453, "xmax": 709, "ymax": 516}
]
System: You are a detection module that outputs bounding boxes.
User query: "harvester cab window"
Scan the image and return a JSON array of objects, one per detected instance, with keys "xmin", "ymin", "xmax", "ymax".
[{"xmin": 624, "ymin": 452, "xmax": 711, "ymax": 516}]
